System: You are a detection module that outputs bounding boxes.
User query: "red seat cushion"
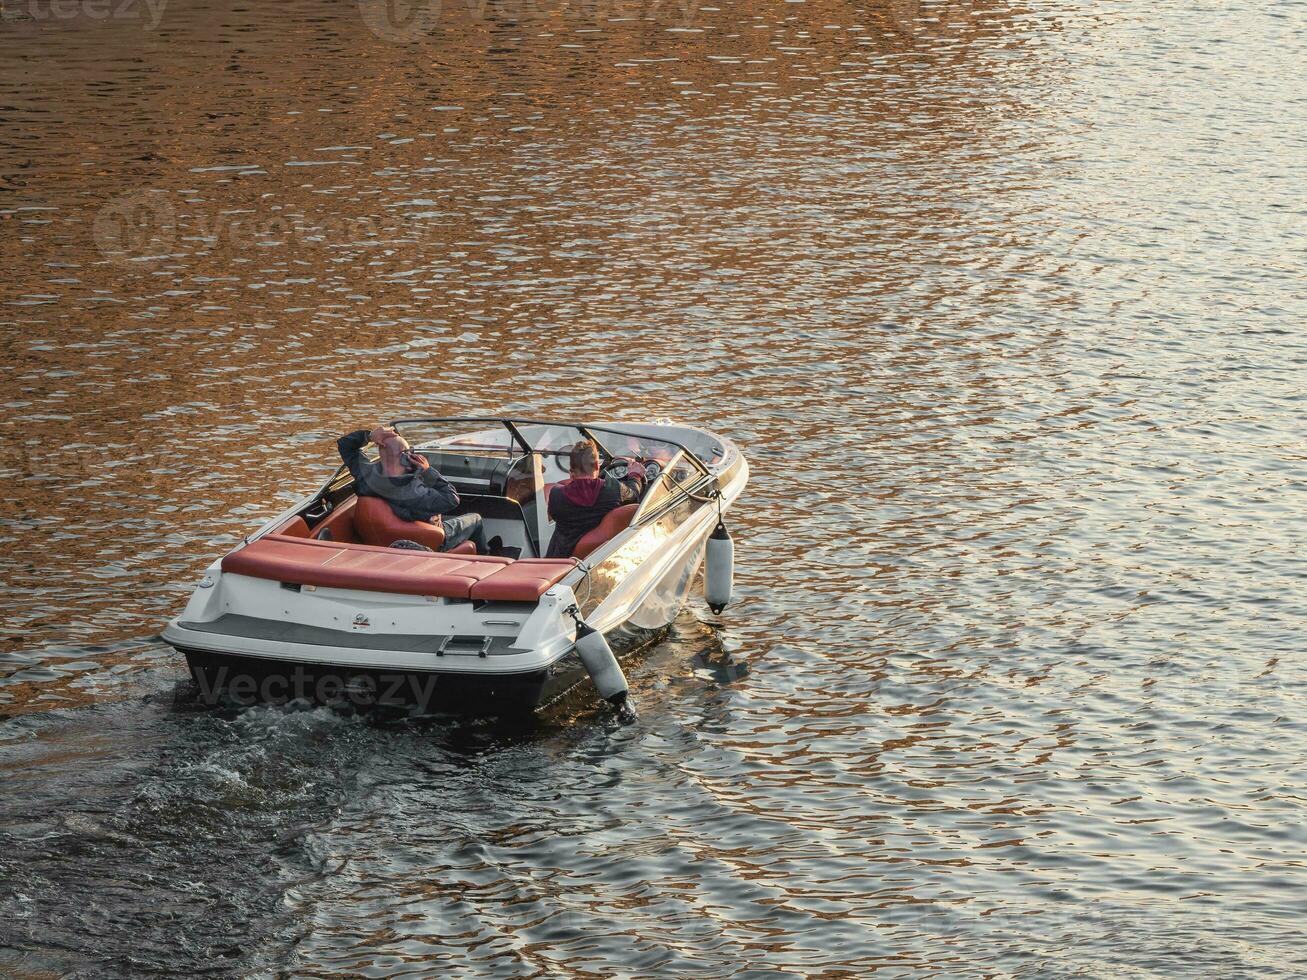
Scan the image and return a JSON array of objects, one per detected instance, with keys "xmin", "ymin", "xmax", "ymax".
[
  {"xmin": 222, "ymin": 535, "xmax": 510, "ymax": 597},
  {"xmin": 276, "ymin": 516, "xmax": 311, "ymax": 538},
  {"xmin": 572, "ymin": 503, "xmax": 637, "ymax": 560},
  {"xmin": 354, "ymin": 495, "xmax": 446, "ymax": 551},
  {"xmin": 313, "ymin": 497, "xmax": 360, "ymax": 544},
  {"xmin": 469, "ymin": 559, "xmax": 578, "ymax": 602}
]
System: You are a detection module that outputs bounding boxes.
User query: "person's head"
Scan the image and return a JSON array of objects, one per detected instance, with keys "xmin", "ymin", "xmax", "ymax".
[
  {"xmin": 568, "ymin": 439, "xmax": 600, "ymax": 479},
  {"xmin": 379, "ymin": 433, "xmax": 412, "ymax": 475}
]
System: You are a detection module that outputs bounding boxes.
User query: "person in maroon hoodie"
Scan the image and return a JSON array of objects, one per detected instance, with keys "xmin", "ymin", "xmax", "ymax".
[{"xmin": 546, "ymin": 439, "xmax": 646, "ymax": 558}]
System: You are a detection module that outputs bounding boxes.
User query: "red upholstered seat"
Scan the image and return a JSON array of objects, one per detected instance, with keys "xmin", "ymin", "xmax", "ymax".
[
  {"xmin": 276, "ymin": 516, "xmax": 311, "ymax": 538},
  {"xmin": 572, "ymin": 503, "xmax": 637, "ymax": 559},
  {"xmin": 469, "ymin": 560, "xmax": 577, "ymax": 602},
  {"xmin": 354, "ymin": 495, "xmax": 446, "ymax": 551},
  {"xmin": 313, "ymin": 497, "xmax": 360, "ymax": 544},
  {"xmin": 223, "ymin": 535, "xmax": 510, "ymax": 597},
  {"xmin": 299, "ymin": 498, "xmax": 473, "ymax": 553},
  {"xmin": 223, "ymin": 535, "xmax": 573, "ymax": 600}
]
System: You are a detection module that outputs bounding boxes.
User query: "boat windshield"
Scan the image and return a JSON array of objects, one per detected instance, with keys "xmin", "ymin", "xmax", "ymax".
[
  {"xmin": 632, "ymin": 449, "xmax": 709, "ymax": 523},
  {"xmin": 315, "ymin": 418, "xmax": 716, "ymax": 559},
  {"xmin": 323, "ymin": 419, "xmax": 715, "ymax": 539},
  {"xmin": 388, "ymin": 418, "xmax": 700, "ymax": 474},
  {"xmin": 395, "ymin": 421, "xmax": 520, "ymax": 455}
]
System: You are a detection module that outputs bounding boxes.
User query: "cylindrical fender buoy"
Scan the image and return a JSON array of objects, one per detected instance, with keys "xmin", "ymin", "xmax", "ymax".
[
  {"xmin": 574, "ymin": 619, "xmax": 637, "ymax": 722},
  {"xmin": 704, "ymin": 521, "xmax": 734, "ymax": 615}
]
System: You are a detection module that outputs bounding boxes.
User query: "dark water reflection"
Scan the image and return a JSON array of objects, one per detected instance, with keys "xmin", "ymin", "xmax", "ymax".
[{"xmin": 3, "ymin": 0, "xmax": 1306, "ymax": 974}]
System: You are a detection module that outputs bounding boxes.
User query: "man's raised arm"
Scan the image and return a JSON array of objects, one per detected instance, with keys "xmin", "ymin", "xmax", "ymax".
[{"xmin": 336, "ymin": 428, "xmax": 371, "ymax": 484}]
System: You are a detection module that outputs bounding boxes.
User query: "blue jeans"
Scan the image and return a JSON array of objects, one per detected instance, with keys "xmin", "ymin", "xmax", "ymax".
[{"xmin": 441, "ymin": 513, "xmax": 488, "ymax": 554}]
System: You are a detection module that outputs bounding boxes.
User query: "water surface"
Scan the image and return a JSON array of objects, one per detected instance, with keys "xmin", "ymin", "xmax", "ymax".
[{"xmin": 2, "ymin": 0, "xmax": 1306, "ymax": 975}]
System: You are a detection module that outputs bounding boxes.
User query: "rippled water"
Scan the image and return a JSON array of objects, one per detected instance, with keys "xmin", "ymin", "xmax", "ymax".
[{"xmin": 3, "ymin": 0, "xmax": 1306, "ymax": 974}]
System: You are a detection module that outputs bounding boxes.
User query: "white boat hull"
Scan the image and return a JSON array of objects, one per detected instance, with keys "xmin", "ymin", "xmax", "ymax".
[{"xmin": 163, "ymin": 420, "xmax": 747, "ymax": 714}]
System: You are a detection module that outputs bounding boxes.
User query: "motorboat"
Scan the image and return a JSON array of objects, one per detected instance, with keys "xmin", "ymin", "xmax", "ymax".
[{"xmin": 163, "ymin": 418, "xmax": 747, "ymax": 716}]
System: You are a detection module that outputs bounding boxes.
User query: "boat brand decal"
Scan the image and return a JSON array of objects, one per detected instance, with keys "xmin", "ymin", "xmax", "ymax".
[{"xmin": 352, "ymin": 613, "xmax": 370, "ymax": 629}]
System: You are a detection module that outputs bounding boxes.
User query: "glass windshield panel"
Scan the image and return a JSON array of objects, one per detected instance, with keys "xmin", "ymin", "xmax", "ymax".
[
  {"xmin": 394, "ymin": 421, "xmax": 518, "ymax": 454},
  {"xmin": 631, "ymin": 447, "xmax": 713, "ymax": 524},
  {"xmin": 509, "ymin": 424, "xmax": 585, "ymax": 484},
  {"xmin": 665, "ymin": 453, "xmax": 700, "ymax": 489},
  {"xmin": 632, "ymin": 449, "xmax": 684, "ymax": 522},
  {"xmin": 589, "ymin": 427, "xmax": 679, "ymax": 465},
  {"xmin": 634, "ymin": 471, "xmax": 675, "ymax": 519},
  {"xmin": 387, "ymin": 419, "xmax": 693, "ymax": 458},
  {"xmin": 511, "ymin": 424, "xmax": 587, "ymax": 454},
  {"xmin": 377, "ymin": 420, "xmax": 706, "ymax": 490}
]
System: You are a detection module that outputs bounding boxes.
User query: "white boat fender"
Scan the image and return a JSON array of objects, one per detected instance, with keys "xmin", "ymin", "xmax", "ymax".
[
  {"xmin": 704, "ymin": 520, "xmax": 734, "ymax": 615},
  {"xmin": 568, "ymin": 607, "xmax": 638, "ymax": 723}
]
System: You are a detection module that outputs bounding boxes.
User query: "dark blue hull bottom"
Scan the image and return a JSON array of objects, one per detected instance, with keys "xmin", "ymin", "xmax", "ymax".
[{"xmin": 180, "ymin": 648, "xmax": 583, "ymax": 715}]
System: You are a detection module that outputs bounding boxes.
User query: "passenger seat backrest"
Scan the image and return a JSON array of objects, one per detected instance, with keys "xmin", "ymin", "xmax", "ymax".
[
  {"xmin": 354, "ymin": 495, "xmax": 446, "ymax": 551},
  {"xmin": 312, "ymin": 496, "xmax": 360, "ymax": 544},
  {"xmin": 573, "ymin": 503, "xmax": 637, "ymax": 560},
  {"xmin": 275, "ymin": 516, "xmax": 311, "ymax": 538}
]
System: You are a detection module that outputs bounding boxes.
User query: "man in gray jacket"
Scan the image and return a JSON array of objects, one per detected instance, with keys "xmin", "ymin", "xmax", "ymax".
[{"xmin": 337, "ymin": 425, "xmax": 488, "ymax": 553}]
